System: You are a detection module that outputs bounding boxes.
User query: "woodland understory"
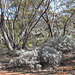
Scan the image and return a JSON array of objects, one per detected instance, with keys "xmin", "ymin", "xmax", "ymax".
[{"xmin": 0, "ymin": 0, "xmax": 75, "ymax": 75}]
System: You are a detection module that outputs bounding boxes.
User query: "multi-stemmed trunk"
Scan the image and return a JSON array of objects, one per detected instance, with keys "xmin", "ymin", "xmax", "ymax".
[{"xmin": 0, "ymin": 0, "xmax": 51, "ymax": 50}]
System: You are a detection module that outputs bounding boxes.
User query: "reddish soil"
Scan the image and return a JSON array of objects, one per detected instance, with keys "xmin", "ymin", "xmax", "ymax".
[{"xmin": 0, "ymin": 49, "xmax": 75, "ymax": 75}]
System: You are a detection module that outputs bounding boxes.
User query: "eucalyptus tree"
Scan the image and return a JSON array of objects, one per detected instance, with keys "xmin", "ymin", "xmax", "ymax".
[
  {"xmin": 41, "ymin": 0, "xmax": 64, "ymax": 37},
  {"xmin": 0, "ymin": 0, "xmax": 52, "ymax": 50},
  {"xmin": 60, "ymin": 0, "xmax": 75, "ymax": 35},
  {"xmin": 43, "ymin": 0, "xmax": 75, "ymax": 36}
]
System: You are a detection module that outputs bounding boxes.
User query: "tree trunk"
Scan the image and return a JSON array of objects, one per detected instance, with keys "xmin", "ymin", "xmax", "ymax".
[
  {"xmin": 1, "ymin": 12, "xmax": 13, "ymax": 50},
  {"xmin": 63, "ymin": 13, "xmax": 74, "ymax": 36},
  {"xmin": 47, "ymin": 21, "xmax": 53, "ymax": 37},
  {"xmin": 22, "ymin": 35, "xmax": 29, "ymax": 49},
  {"xmin": 42, "ymin": 15, "xmax": 53, "ymax": 37}
]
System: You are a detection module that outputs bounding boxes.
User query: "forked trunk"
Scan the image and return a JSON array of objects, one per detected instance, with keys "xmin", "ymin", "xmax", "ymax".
[{"xmin": 1, "ymin": 12, "xmax": 13, "ymax": 50}]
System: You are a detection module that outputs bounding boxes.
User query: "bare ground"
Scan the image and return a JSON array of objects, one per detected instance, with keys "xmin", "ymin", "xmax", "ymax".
[{"xmin": 0, "ymin": 48, "xmax": 75, "ymax": 75}]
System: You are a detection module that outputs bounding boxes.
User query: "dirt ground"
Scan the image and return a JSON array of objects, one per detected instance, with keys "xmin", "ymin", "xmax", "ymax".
[{"xmin": 0, "ymin": 48, "xmax": 75, "ymax": 75}]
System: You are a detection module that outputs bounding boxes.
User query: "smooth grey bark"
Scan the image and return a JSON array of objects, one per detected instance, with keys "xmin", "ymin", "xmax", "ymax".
[
  {"xmin": 0, "ymin": 13, "xmax": 13, "ymax": 50},
  {"xmin": 22, "ymin": 0, "xmax": 52, "ymax": 49},
  {"xmin": 0, "ymin": 0, "xmax": 52, "ymax": 50},
  {"xmin": 0, "ymin": 0, "xmax": 13, "ymax": 50}
]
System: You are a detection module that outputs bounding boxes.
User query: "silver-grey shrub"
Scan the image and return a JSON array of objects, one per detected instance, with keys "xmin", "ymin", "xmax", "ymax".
[
  {"xmin": 9, "ymin": 46, "xmax": 62, "ymax": 69},
  {"xmin": 51, "ymin": 34, "xmax": 75, "ymax": 53}
]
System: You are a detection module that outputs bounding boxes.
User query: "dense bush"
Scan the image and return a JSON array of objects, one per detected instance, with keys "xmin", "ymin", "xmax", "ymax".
[
  {"xmin": 9, "ymin": 46, "xmax": 62, "ymax": 69},
  {"xmin": 51, "ymin": 34, "xmax": 75, "ymax": 53},
  {"xmin": 9, "ymin": 34, "xmax": 75, "ymax": 69}
]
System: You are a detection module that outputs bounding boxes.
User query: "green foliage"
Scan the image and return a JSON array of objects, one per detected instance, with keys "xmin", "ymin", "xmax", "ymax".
[
  {"xmin": 40, "ymin": 42, "xmax": 45, "ymax": 46},
  {"xmin": 73, "ymin": 35, "xmax": 75, "ymax": 38},
  {"xmin": 62, "ymin": 16, "xmax": 68, "ymax": 21},
  {"xmin": 36, "ymin": 42, "xmax": 39, "ymax": 46},
  {"xmin": 7, "ymin": 50, "xmax": 16, "ymax": 57},
  {"xmin": 10, "ymin": 0, "xmax": 21, "ymax": 7},
  {"xmin": 1, "ymin": 45, "xmax": 7, "ymax": 48},
  {"xmin": 58, "ymin": 23, "xmax": 62, "ymax": 26},
  {"xmin": 14, "ymin": 67, "xmax": 20, "ymax": 72},
  {"xmin": 20, "ymin": 42, "xmax": 23, "ymax": 45},
  {"xmin": 1, "ymin": 41, "xmax": 5, "ymax": 44},
  {"xmin": 69, "ymin": 8, "xmax": 75, "ymax": 12},
  {"xmin": 72, "ymin": 65, "xmax": 75, "ymax": 70},
  {"xmin": 0, "ymin": 0, "xmax": 75, "ymax": 50},
  {"xmin": 28, "ymin": 43, "xmax": 33, "ymax": 47},
  {"xmin": 27, "ymin": 40, "xmax": 33, "ymax": 47}
]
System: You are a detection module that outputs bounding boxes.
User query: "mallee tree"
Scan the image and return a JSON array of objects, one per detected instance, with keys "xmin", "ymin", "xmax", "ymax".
[{"xmin": 0, "ymin": 0, "xmax": 52, "ymax": 50}]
